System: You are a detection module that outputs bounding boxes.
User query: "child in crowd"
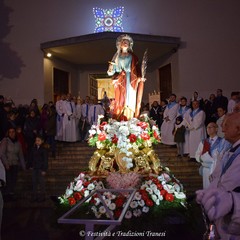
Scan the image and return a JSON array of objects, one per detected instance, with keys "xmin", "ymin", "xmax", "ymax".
[
  {"xmin": 16, "ymin": 126, "xmax": 27, "ymax": 159},
  {"xmin": 173, "ymin": 116, "xmax": 186, "ymax": 157},
  {"xmin": 28, "ymin": 135, "xmax": 48, "ymax": 202}
]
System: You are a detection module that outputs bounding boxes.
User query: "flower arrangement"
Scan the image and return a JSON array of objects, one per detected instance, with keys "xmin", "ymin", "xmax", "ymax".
[
  {"xmin": 88, "ymin": 116, "xmax": 160, "ymax": 169},
  {"xmin": 58, "ymin": 171, "xmax": 186, "ymax": 219},
  {"xmin": 58, "ymin": 115, "xmax": 186, "ymax": 221}
]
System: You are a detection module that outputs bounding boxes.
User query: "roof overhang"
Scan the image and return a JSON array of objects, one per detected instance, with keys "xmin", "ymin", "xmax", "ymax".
[{"xmin": 41, "ymin": 32, "xmax": 181, "ymax": 71}]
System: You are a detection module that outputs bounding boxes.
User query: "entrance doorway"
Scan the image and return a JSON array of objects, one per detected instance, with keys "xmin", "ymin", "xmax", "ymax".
[
  {"xmin": 53, "ymin": 68, "xmax": 69, "ymax": 102},
  {"xmin": 159, "ymin": 63, "xmax": 172, "ymax": 101},
  {"xmin": 89, "ymin": 74, "xmax": 114, "ymax": 100}
]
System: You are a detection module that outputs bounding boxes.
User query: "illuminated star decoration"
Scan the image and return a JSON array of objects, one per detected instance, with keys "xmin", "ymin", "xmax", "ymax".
[{"xmin": 93, "ymin": 7, "xmax": 124, "ymax": 33}]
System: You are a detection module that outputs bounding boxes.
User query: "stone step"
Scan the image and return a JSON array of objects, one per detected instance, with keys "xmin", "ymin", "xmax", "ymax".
[{"xmin": 4, "ymin": 142, "xmax": 203, "ymax": 208}]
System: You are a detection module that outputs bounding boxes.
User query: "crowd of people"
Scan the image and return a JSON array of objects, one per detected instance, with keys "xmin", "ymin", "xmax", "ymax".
[{"xmin": 146, "ymin": 89, "xmax": 240, "ymax": 161}]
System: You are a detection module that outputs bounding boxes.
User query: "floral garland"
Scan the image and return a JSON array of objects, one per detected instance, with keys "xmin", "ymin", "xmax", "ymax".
[
  {"xmin": 88, "ymin": 116, "xmax": 160, "ymax": 169},
  {"xmin": 58, "ymin": 171, "xmax": 186, "ymax": 219}
]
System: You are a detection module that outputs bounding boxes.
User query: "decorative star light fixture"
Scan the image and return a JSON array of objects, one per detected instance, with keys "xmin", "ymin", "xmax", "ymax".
[{"xmin": 93, "ymin": 6, "xmax": 124, "ymax": 33}]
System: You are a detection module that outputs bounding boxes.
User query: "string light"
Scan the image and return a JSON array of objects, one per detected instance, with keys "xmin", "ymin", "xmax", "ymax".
[{"xmin": 93, "ymin": 7, "xmax": 124, "ymax": 33}]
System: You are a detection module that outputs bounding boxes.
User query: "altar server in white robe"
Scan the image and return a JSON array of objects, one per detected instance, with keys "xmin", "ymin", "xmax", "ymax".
[
  {"xmin": 88, "ymin": 97, "xmax": 104, "ymax": 126},
  {"xmin": 185, "ymin": 100, "xmax": 206, "ymax": 160},
  {"xmin": 75, "ymin": 97, "xmax": 82, "ymax": 141},
  {"xmin": 161, "ymin": 94, "xmax": 179, "ymax": 146},
  {"xmin": 177, "ymin": 96, "xmax": 191, "ymax": 156},
  {"xmin": 195, "ymin": 122, "xmax": 230, "ymax": 188},
  {"xmin": 62, "ymin": 93, "xmax": 77, "ymax": 142},
  {"xmin": 55, "ymin": 94, "xmax": 66, "ymax": 141}
]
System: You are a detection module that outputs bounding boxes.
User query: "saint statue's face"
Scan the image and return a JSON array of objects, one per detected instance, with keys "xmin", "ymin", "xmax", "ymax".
[{"xmin": 120, "ymin": 39, "xmax": 130, "ymax": 50}]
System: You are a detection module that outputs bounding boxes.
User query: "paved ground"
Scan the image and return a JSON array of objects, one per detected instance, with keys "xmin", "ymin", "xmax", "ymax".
[{"xmin": 2, "ymin": 199, "xmax": 206, "ymax": 240}]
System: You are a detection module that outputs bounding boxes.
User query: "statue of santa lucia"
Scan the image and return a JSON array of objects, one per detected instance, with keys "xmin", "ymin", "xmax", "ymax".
[{"xmin": 107, "ymin": 34, "xmax": 147, "ymax": 120}]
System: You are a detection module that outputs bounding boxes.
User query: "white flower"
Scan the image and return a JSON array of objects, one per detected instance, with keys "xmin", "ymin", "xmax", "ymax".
[
  {"xmin": 164, "ymin": 184, "xmax": 175, "ymax": 193},
  {"xmin": 110, "ymin": 194, "xmax": 116, "ymax": 200},
  {"xmin": 84, "ymin": 190, "xmax": 90, "ymax": 197},
  {"xmin": 162, "ymin": 173, "xmax": 171, "ymax": 181},
  {"xmin": 154, "ymin": 189, "xmax": 161, "ymax": 199},
  {"xmin": 151, "ymin": 194, "xmax": 157, "ymax": 203},
  {"xmin": 138, "ymin": 199, "xmax": 145, "ymax": 207},
  {"xmin": 174, "ymin": 192, "xmax": 186, "ymax": 199},
  {"xmin": 126, "ymin": 162, "xmax": 133, "ymax": 169},
  {"xmin": 64, "ymin": 188, "xmax": 73, "ymax": 198},
  {"xmin": 134, "ymin": 192, "xmax": 142, "ymax": 201},
  {"xmin": 130, "ymin": 201, "xmax": 138, "ymax": 209},
  {"xmin": 91, "ymin": 206, "xmax": 97, "ymax": 213},
  {"xmin": 95, "ymin": 212, "xmax": 102, "ymax": 219},
  {"xmin": 133, "ymin": 209, "xmax": 142, "ymax": 217},
  {"xmin": 69, "ymin": 182, "xmax": 74, "ymax": 190},
  {"xmin": 109, "ymin": 203, "xmax": 116, "ymax": 210},
  {"xmin": 125, "ymin": 210, "xmax": 132, "ymax": 219},
  {"xmin": 87, "ymin": 183, "xmax": 95, "ymax": 191},
  {"xmin": 73, "ymin": 180, "xmax": 83, "ymax": 191},
  {"xmin": 95, "ymin": 181, "xmax": 104, "ymax": 190},
  {"xmin": 96, "ymin": 141, "xmax": 105, "ymax": 149},
  {"xmin": 75, "ymin": 172, "xmax": 85, "ymax": 181},
  {"xmin": 146, "ymin": 180, "xmax": 152, "ymax": 185},
  {"xmin": 99, "ymin": 206, "xmax": 106, "ymax": 214},
  {"xmin": 106, "ymin": 210, "xmax": 114, "ymax": 218},
  {"xmin": 155, "ymin": 199, "xmax": 160, "ymax": 205},
  {"xmin": 146, "ymin": 187, "xmax": 153, "ymax": 194},
  {"xmin": 140, "ymin": 184, "xmax": 147, "ymax": 189},
  {"xmin": 157, "ymin": 175, "xmax": 164, "ymax": 182},
  {"xmin": 94, "ymin": 198, "xmax": 101, "ymax": 206},
  {"xmin": 174, "ymin": 183, "xmax": 181, "ymax": 192},
  {"xmin": 104, "ymin": 199, "xmax": 111, "ymax": 207},
  {"xmin": 89, "ymin": 129, "xmax": 96, "ymax": 136},
  {"xmin": 142, "ymin": 206, "xmax": 149, "ymax": 213},
  {"xmin": 150, "ymin": 184, "xmax": 157, "ymax": 191},
  {"xmin": 119, "ymin": 126, "xmax": 130, "ymax": 136}
]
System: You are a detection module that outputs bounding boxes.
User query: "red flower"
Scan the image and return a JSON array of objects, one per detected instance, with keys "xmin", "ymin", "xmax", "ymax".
[
  {"xmin": 83, "ymin": 181, "xmax": 90, "ymax": 187},
  {"xmin": 68, "ymin": 197, "xmax": 76, "ymax": 206},
  {"xmin": 98, "ymin": 132, "xmax": 107, "ymax": 141},
  {"xmin": 153, "ymin": 131, "xmax": 160, "ymax": 140},
  {"xmin": 140, "ymin": 190, "xmax": 149, "ymax": 201},
  {"xmin": 146, "ymin": 199, "xmax": 154, "ymax": 207},
  {"xmin": 115, "ymin": 198, "xmax": 125, "ymax": 208},
  {"xmin": 129, "ymin": 134, "xmax": 137, "ymax": 143},
  {"xmin": 156, "ymin": 183, "xmax": 163, "ymax": 190},
  {"xmin": 99, "ymin": 122, "xmax": 107, "ymax": 130},
  {"xmin": 119, "ymin": 115, "xmax": 128, "ymax": 121},
  {"xmin": 112, "ymin": 134, "xmax": 118, "ymax": 144},
  {"xmin": 73, "ymin": 192, "xmax": 82, "ymax": 201},
  {"xmin": 165, "ymin": 193, "xmax": 174, "ymax": 202},
  {"xmin": 160, "ymin": 189, "xmax": 167, "ymax": 196},
  {"xmin": 91, "ymin": 177, "xmax": 99, "ymax": 181},
  {"xmin": 114, "ymin": 209, "xmax": 122, "ymax": 218},
  {"xmin": 140, "ymin": 132, "xmax": 150, "ymax": 140},
  {"xmin": 137, "ymin": 121, "xmax": 148, "ymax": 130}
]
